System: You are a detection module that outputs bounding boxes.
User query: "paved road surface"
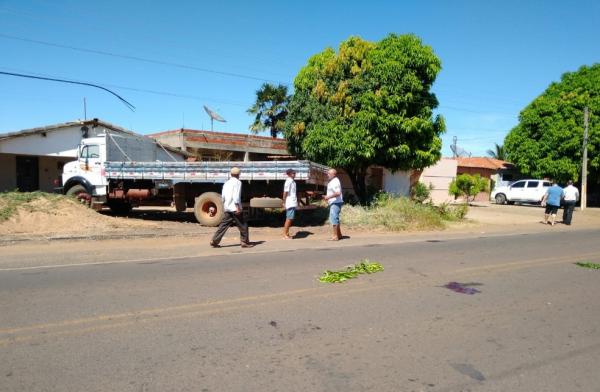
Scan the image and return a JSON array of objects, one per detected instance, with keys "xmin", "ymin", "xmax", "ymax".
[{"xmin": 1, "ymin": 229, "xmax": 600, "ymax": 391}]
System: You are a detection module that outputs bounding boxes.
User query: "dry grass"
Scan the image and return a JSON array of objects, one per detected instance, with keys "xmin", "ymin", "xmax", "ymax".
[{"xmin": 342, "ymin": 195, "xmax": 468, "ymax": 232}]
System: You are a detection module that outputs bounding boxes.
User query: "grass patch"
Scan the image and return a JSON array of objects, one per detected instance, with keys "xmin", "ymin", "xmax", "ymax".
[
  {"xmin": 0, "ymin": 191, "xmax": 66, "ymax": 222},
  {"xmin": 319, "ymin": 259, "xmax": 384, "ymax": 283},
  {"xmin": 575, "ymin": 261, "xmax": 600, "ymax": 269},
  {"xmin": 342, "ymin": 194, "xmax": 468, "ymax": 231}
]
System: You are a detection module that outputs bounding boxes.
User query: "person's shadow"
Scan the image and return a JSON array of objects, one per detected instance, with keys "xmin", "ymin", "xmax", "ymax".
[{"xmin": 292, "ymin": 231, "xmax": 313, "ymax": 239}]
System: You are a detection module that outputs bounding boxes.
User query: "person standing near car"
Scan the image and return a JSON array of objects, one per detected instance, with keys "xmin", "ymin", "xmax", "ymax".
[
  {"xmin": 210, "ymin": 167, "xmax": 253, "ymax": 248},
  {"xmin": 562, "ymin": 180, "xmax": 579, "ymax": 225},
  {"xmin": 282, "ymin": 168, "xmax": 297, "ymax": 239},
  {"xmin": 323, "ymin": 169, "xmax": 344, "ymax": 241},
  {"xmin": 541, "ymin": 180, "xmax": 563, "ymax": 226}
]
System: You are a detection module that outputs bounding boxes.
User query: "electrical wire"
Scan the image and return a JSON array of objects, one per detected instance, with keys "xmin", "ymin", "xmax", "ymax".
[{"xmin": 0, "ymin": 70, "xmax": 135, "ymax": 111}]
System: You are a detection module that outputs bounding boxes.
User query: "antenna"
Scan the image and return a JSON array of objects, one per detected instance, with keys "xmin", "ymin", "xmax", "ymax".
[
  {"xmin": 83, "ymin": 97, "xmax": 87, "ymax": 120},
  {"xmin": 450, "ymin": 137, "xmax": 471, "ymax": 158},
  {"xmin": 203, "ymin": 105, "xmax": 226, "ymax": 131}
]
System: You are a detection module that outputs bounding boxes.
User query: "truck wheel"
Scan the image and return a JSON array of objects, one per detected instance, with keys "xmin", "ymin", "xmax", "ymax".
[
  {"xmin": 494, "ymin": 193, "xmax": 507, "ymax": 205},
  {"xmin": 194, "ymin": 192, "xmax": 224, "ymax": 226},
  {"xmin": 108, "ymin": 201, "xmax": 132, "ymax": 215},
  {"xmin": 173, "ymin": 183, "xmax": 187, "ymax": 212},
  {"xmin": 174, "ymin": 198, "xmax": 187, "ymax": 212},
  {"xmin": 66, "ymin": 184, "xmax": 92, "ymax": 207},
  {"xmin": 250, "ymin": 197, "xmax": 283, "ymax": 208}
]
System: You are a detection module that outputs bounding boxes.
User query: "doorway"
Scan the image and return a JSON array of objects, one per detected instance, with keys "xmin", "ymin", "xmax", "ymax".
[{"xmin": 16, "ymin": 156, "xmax": 39, "ymax": 192}]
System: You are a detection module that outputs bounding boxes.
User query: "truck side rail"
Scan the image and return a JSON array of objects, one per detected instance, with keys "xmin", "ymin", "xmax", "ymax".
[{"xmin": 104, "ymin": 160, "xmax": 329, "ymax": 185}]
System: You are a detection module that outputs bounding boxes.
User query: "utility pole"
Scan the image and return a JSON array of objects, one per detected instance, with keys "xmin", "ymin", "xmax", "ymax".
[
  {"xmin": 581, "ymin": 107, "xmax": 589, "ymax": 210},
  {"xmin": 83, "ymin": 97, "xmax": 87, "ymax": 120},
  {"xmin": 452, "ymin": 136, "xmax": 458, "ymax": 158}
]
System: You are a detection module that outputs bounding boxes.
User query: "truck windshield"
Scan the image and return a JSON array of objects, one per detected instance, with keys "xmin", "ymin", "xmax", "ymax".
[{"xmin": 80, "ymin": 145, "xmax": 100, "ymax": 159}]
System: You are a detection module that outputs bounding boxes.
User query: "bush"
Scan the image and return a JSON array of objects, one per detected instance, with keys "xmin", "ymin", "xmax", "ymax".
[
  {"xmin": 449, "ymin": 174, "xmax": 488, "ymax": 202},
  {"xmin": 411, "ymin": 182, "xmax": 433, "ymax": 204}
]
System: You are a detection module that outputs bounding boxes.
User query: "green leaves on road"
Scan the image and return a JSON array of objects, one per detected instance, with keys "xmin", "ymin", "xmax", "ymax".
[
  {"xmin": 575, "ymin": 261, "xmax": 600, "ymax": 269},
  {"xmin": 319, "ymin": 259, "xmax": 384, "ymax": 283}
]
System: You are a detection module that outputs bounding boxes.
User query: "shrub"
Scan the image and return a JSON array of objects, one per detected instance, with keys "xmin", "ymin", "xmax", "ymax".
[
  {"xmin": 411, "ymin": 182, "xmax": 433, "ymax": 204},
  {"xmin": 449, "ymin": 174, "xmax": 488, "ymax": 202}
]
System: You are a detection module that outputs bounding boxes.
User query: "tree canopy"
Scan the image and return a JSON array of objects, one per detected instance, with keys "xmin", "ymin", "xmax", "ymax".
[
  {"xmin": 284, "ymin": 34, "xmax": 445, "ymax": 202},
  {"xmin": 247, "ymin": 83, "xmax": 290, "ymax": 138},
  {"xmin": 505, "ymin": 64, "xmax": 600, "ymax": 185}
]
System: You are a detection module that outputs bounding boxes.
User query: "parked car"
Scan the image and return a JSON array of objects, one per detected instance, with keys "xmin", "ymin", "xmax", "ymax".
[{"xmin": 491, "ymin": 179, "xmax": 552, "ymax": 205}]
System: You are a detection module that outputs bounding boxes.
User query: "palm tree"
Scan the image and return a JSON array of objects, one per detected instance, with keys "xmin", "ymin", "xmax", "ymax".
[
  {"xmin": 247, "ymin": 83, "xmax": 290, "ymax": 138},
  {"xmin": 486, "ymin": 143, "xmax": 506, "ymax": 160}
]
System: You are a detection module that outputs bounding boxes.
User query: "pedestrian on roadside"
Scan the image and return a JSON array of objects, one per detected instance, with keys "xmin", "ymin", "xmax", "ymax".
[
  {"xmin": 541, "ymin": 180, "xmax": 563, "ymax": 226},
  {"xmin": 323, "ymin": 169, "xmax": 344, "ymax": 241},
  {"xmin": 282, "ymin": 168, "xmax": 297, "ymax": 239},
  {"xmin": 562, "ymin": 180, "xmax": 579, "ymax": 226},
  {"xmin": 210, "ymin": 167, "xmax": 253, "ymax": 248}
]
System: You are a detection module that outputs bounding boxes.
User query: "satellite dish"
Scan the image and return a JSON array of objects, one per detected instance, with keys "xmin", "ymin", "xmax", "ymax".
[
  {"xmin": 450, "ymin": 144, "xmax": 472, "ymax": 158},
  {"xmin": 203, "ymin": 105, "xmax": 226, "ymax": 131}
]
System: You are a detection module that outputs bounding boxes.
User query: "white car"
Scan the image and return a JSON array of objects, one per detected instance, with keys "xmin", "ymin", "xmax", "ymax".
[{"xmin": 491, "ymin": 179, "xmax": 552, "ymax": 205}]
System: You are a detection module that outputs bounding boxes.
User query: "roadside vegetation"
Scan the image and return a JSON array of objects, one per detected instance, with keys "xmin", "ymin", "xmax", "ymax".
[
  {"xmin": 342, "ymin": 192, "xmax": 468, "ymax": 231},
  {"xmin": 0, "ymin": 191, "xmax": 69, "ymax": 222}
]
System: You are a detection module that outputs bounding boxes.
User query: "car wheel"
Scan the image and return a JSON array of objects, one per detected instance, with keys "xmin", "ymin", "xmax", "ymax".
[{"xmin": 494, "ymin": 193, "xmax": 507, "ymax": 204}]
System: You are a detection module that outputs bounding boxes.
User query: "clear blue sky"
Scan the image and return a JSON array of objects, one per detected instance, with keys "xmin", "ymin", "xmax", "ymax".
[{"xmin": 1, "ymin": 0, "xmax": 598, "ymax": 157}]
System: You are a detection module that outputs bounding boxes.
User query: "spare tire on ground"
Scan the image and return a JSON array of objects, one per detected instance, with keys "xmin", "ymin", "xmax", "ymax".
[
  {"xmin": 250, "ymin": 197, "xmax": 283, "ymax": 208},
  {"xmin": 194, "ymin": 192, "xmax": 224, "ymax": 226}
]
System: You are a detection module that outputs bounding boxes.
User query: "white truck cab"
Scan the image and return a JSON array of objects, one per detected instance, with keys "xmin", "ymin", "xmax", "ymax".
[{"xmin": 62, "ymin": 136, "xmax": 108, "ymax": 200}]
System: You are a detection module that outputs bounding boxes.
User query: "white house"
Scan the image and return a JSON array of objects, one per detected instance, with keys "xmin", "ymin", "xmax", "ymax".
[{"xmin": 0, "ymin": 119, "xmax": 185, "ymax": 193}]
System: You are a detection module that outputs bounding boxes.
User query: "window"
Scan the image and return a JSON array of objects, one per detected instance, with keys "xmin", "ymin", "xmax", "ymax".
[
  {"xmin": 80, "ymin": 145, "xmax": 100, "ymax": 159},
  {"xmin": 511, "ymin": 181, "xmax": 525, "ymax": 188},
  {"xmin": 543, "ymin": 182, "xmax": 551, "ymax": 187},
  {"xmin": 526, "ymin": 181, "xmax": 539, "ymax": 188}
]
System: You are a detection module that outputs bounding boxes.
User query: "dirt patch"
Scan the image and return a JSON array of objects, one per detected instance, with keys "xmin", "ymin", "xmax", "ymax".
[{"xmin": 0, "ymin": 197, "xmax": 159, "ymax": 236}]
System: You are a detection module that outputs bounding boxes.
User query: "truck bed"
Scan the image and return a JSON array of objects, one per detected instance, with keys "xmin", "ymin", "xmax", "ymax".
[{"xmin": 104, "ymin": 160, "xmax": 329, "ymax": 185}]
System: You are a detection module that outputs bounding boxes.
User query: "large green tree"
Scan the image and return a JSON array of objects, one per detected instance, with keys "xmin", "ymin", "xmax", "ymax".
[
  {"xmin": 247, "ymin": 83, "xmax": 290, "ymax": 138},
  {"xmin": 284, "ymin": 34, "xmax": 445, "ymax": 202},
  {"xmin": 505, "ymin": 64, "xmax": 600, "ymax": 185}
]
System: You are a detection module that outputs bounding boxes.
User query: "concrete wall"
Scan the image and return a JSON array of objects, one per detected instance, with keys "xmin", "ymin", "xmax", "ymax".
[
  {"xmin": 383, "ymin": 169, "xmax": 411, "ymax": 196},
  {"xmin": 0, "ymin": 153, "xmax": 17, "ymax": 191},
  {"xmin": 39, "ymin": 156, "xmax": 72, "ymax": 192},
  {"xmin": 420, "ymin": 158, "xmax": 457, "ymax": 204}
]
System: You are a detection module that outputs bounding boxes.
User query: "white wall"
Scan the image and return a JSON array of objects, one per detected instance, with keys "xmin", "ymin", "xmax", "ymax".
[{"xmin": 383, "ymin": 169, "xmax": 411, "ymax": 196}]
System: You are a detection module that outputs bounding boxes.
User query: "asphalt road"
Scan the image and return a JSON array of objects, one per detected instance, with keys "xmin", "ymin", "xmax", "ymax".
[{"xmin": 1, "ymin": 229, "xmax": 600, "ymax": 391}]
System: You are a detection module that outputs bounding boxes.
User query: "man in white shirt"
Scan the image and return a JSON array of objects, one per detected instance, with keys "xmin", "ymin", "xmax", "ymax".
[
  {"xmin": 323, "ymin": 168, "xmax": 344, "ymax": 241},
  {"xmin": 282, "ymin": 169, "xmax": 297, "ymax": 239},
  {"xmin": 562, "ymin": 180, "xmax": 579, "ymax": 226},
  {"xmin": 210, "ymin": 167, "xmax": 253, "ymax": 248}
]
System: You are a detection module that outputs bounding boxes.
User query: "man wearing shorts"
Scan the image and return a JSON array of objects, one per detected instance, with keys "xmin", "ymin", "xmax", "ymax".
[
  {"xmin": 323, "ymin": 169, "xmax": 344, "ymax": 241},
  {"xmin": 282, "ymin": 168, "xmax": 297, "ymax": 239},
  {"xmin": 541, "ymin": 180, "xmax": 563, "ymax": 226}
]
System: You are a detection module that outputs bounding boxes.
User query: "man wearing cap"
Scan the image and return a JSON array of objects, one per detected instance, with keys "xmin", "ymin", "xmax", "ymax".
[
  {"xmin": 210, "ymin": 167, "xmax": 253, "ymax": 248},
  {"xmin": 282, "ymin": 168, "xmax": 297, "ymax": 239}
]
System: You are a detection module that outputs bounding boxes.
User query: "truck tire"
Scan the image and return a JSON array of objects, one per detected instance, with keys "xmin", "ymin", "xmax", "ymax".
[
  {"xmin": 494, "ymin": 193, "xmax": 507, "ymax": 205},
  {"xmin": 250, "ymin": 197, "xmax": 283, "ymax": 208},
  {"xmin": 194, "ymin": 192, "xmax": 224, "ymax": 227},
  {"xmin": 173, "ymin": 183, "xmax": 187, "ymax": 212},
  {"xmin": 66, "ymin": 184, "xmax": 92, "ymax": 207},
  {"xmin": 108, "ymin": 201, "xmax": 132, "ymax": 215}
]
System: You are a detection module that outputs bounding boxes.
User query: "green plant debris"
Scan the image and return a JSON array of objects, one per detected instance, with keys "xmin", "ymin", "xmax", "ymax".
[
  {"xmin": 319, "ymin": 259, "xmax": 384, "ymax": 283},
  {"xmin": 575, "ymin": 262, "xmax": 600, "ymax": 269}
]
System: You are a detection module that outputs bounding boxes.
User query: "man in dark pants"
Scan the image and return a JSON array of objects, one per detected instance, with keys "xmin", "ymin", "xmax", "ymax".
[
  {"xmin": 210, "ymin": 167, "xmax": 253, "ymax": 248},
  {"xmin": 562, "ymin": 180, "xmax": 579, "ymax": 225}
]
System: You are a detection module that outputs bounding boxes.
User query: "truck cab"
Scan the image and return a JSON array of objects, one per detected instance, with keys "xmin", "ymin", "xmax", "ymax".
[{"xmin": 62, "ymin": 137, "xmax": 108, "ymax": 207}]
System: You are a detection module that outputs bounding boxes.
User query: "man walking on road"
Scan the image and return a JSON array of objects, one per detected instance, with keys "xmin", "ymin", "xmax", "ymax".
[
  {"xmin": 323, "ymin": 169, "xmax": 344, "ymax": 241},
  {"xmin": 210, "ymin": 167, "xmax": 253, "ymax": 248},
  {"xmin": 541, "ymin": 180, "xmax": 563, "ymax": 226},
  {"xmin": 282, "ymin": 168, "xmax": 297, "ymax": 239},
  {"xmin": 562, "ymin": 180, "xmax": 579, "ymax": 225}
]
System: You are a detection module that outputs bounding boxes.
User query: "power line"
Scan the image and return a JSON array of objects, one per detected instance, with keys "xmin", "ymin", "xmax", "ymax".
[
  {"xmin": 0, "ymin": 33, "xmax": 285, "ymax": 85},
  {"xmin": 0, "ymin": 66, "xmax": 248, "ymax": 107},
  {"xmin": 0, "ymin": 70, "xmax": 135, "ymax": 111}
]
